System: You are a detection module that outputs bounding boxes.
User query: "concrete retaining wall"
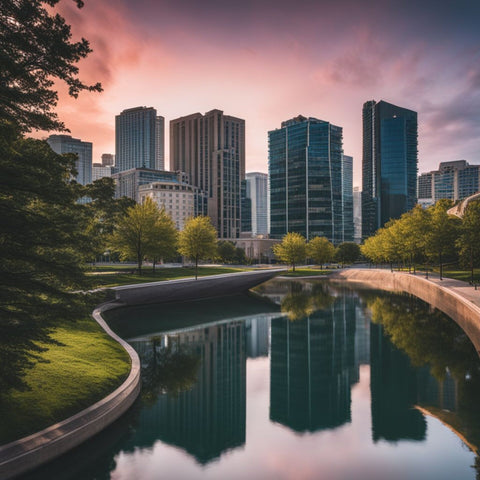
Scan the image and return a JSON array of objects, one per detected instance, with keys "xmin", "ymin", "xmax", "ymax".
[
  {"xmin": 330, "ymin": 269, "xmax": 480, "ymax": 353},
  {"xmin": 0, "ymin": 269, "xmax": 284, "ymax": 478}
]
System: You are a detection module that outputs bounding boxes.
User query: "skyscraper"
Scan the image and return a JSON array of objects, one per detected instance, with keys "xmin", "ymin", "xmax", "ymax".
[
  {"xmin": 46, "ymin": 134, "xmax": 92, "ymax": 185},
  {"xmin": 341, "ymin": 155, "xmax": 354, "ymax": 242},
  {"xmin": 361, "ymin": 100, "xmax": 418, "ymax": 239},
  {"xmin": 245, "ymin": 172, "xmax": 268, "ymax": 236},
  {"xmin": 115, "ymin": 106, "xmax": 164, "ymax": 172},
  {"xmin": 170, "ymin": 109, "xmax": 245, "ymax": 238},
  {"xmin": 268, "ymin": 115, "xmax": 345, "ymax": 244}
]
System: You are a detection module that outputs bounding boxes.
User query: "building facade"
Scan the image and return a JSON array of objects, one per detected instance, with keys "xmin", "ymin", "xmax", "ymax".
[
  {"xmin": 115, "ymin": 106, "xmax": 165, "ymax": 172},
  {"xmin": 245, "ymin": 172, "xmax": 269, "ymax": 236},
  {"xmin": 268, "ymin": 115, "xmax": 345, "ymax": 244},
  {"xmin": 92, "ymin": 163, "xmax": 114, "ymax": 181},
  {"xmin": 353, "ymin": 186, "xmax": 362, "ymax": 244},
  {"xmin": 418, "ymin": 160, "xmax": 480, "ymax": 205},
  {"xmin": 101, "ymin": 153, "xmax": 115, "ymax": 166},
  {"xmin": 46, "ymin": 134, "xmax": 92, "ymax": 185},
  {"xmin": 361, "ymin": 100, "xmax": 418, "ymax": 239},
  {"xmin": 341, "ymin": 155, "xmax": 354, "ymax": 242},
  {"xmin": 170, "ymin": 109, "xmax": 245, "ymax": 238}
]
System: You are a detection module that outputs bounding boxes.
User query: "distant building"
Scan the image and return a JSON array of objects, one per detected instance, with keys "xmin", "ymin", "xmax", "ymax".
[
  {"xmin": 170, "ymin": 109, "xmax": 245, "ymax": 238},
  {"xmin": 245, "ymin": 172, "xmax": 268, "ymax": 236},
  {"xmin": 46, "ymin": 134, "xmax": 92, "ymax": 185},
  {"xmin": 353, "ymin": 187, "xmax": 362, "ymax": 244},
  {"xmin": 139, "ymin": 181, "xmax": 207, "ymax": 230},
  {"xmin": 268, "ymin": 115, "xmax": 346, "ymax": 244},
  {"xmin": 418, "ymin": 160, "xmax": 480, "ymax": 205},
  {"xmin": 240, "ymin": 179, "xmax": 252, "ymax": 234},
  {"xmin": 361, "ymin": 100, "xmax": 418, "ymax": 239},
  {"xmin": 341, "ymin": 155, "xmax": 354, "ymax": 242},
  {"xmin": 116, "ymin": 106, "xmax": 164, "ymax": 172},
  {"xmin": 101, "ymin": 153, "xmax": 115, "ymax": 166},
  {"xmin": 92, "ymin": 163, "xmax": 114, "ymax": 181}
]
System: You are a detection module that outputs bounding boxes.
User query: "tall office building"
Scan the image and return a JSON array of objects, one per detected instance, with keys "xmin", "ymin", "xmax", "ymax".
[
  {"xmin": 353, "ymin": 187, "xmax": 362, "ymax": 244},
  {"xmin": 245, "ymin": 172, "xmax": 268, "ymax": 236},
  {"xmin": 46, "ymin": 134, "xmax": 92, "ymax": 185},
  {"xmin": 115, "ymin": 106, "xmax": 164, "ymax": 172},
  {"xmin": 418, "ymin": 160, "xmax": 480, "ymax": 204},
  {"xmin": 101, "ymin": 153, "xmax": 115, "ymax": 166},
  {"xmin": 170, "ymin": 109, "xmax": 245, "ymax": 238},
  {"xmin": 361, "ymin": 100, "xmax": 418, "ymax": 239},
  {"xmin": 268, "ymin": 115, "xmax": 345, "ymax": 244},
  {"xmin": 341, "ymin": 155, "xmax": 354, "ymax": 242}
]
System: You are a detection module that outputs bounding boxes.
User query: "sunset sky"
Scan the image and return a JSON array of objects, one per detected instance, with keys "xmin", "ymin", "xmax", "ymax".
[{"xmin": 44, "ymin": 0, "xmax": 480, "ymax": 186}]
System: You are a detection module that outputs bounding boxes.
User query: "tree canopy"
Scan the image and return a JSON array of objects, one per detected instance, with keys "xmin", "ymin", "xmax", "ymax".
[
  {"xmin": 335, "ymin": 242, "xmax": 361, "ymax": 266},
  {"xmin": 0, "ymin": 0, "xmax": 102, "ymax": 132},
  {"xmin": 307, "ymin": 236, "xmax": 335, "ymax": 268},
  {"xmin": 178, "ymin": 216, "xmax": 218, "ymax": 279},
  {"xmin": 273, "ymin": 232, "xmax": 307, "ymax": 271}
]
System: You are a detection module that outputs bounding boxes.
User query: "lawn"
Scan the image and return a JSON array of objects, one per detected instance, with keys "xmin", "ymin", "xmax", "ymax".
[
  {"xmin": 280, "ymin": 267, "xmax": 332, "ymax": 277},
  {"xmin": 0, "ymin": 317, "xmax": 131, "ymax": 445},
  {"xmin": 432, "ymin": 267, "xmax": 480, "ymax": 283},
  {"xmin": 87, "ymin": 265, "xmax": 252, "ymax": 288}
]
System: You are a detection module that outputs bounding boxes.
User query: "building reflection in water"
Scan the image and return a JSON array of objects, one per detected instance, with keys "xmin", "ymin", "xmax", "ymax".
[{"xmin": 130, "ymin": 321, "xmax": 246, "ymax": 464}]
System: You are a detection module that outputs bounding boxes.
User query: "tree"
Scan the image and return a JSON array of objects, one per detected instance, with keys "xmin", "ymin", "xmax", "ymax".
[
  {"xmin": 457, "ymin": 200, "xmax": 480, "ymax": 284},
  {"xmin": 178, "ymin": 216, "xmax": 218, "ymax": 279},
  {"xmin": 335, "ymin": 242, "xmax": 360, "ymax": 266},
  {"xmin": 307, "ymin": 236, "xmax": 335, "ymax": 268},
  {"xmin": 0, "ymin": 0, "xmax": 102, "ymax": 132},
  {"xmin": 146, "ymin": 208, "xmax": 178, "ymax": 272},
  {"xmin": 217, "ymin": 240, "xmax": 237, "ymax": 264},
  {"xmin": 273, "ymin": 232, "xmax": 307, "ymax": 272},
  {"xmin": 425, "ymin": 199, "xmax": 460, "ymax": 280},
  {"xmin": 397, "ymin": 205, "xmax": 428, "ymax": 273},
  {"xmin": 109, "ymin": 198, "xmax": 162, "ymax": 274}
]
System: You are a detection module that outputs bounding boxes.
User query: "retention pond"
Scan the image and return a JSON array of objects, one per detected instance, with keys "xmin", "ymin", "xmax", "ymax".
[{"xmin": 20, "ymin": 278, "xmax": 480, "ymax": 479}]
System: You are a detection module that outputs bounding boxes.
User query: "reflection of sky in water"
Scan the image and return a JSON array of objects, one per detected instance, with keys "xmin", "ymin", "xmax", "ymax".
[{"xmin": 106, "ymin": 282, "xmax": 477, "ymax": 480}]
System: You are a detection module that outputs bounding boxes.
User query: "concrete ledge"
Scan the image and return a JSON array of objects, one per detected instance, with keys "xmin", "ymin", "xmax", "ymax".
[
  {"xmin": 111, "ymin": 269, "xmax": 286, "ymax": 305},
  {"xmin": 330, "ymin": 269, "xmax": 480, "ymax": 353},
  {"xmin": 0, "ymin": 304, "xmax": 141, "ymax": 480}
]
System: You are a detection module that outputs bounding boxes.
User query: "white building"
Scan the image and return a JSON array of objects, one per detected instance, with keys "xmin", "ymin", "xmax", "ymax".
[
  {"xmin": 245, "ymin": 172, "xmax": 268, "ymax": 235},
  {"xmin": 138, "ymin": 181, "xmax": 197, "ymax": 230},
  {"xmin": 92, "ymin": 163, "xmax": 114, "ymax": 181}
]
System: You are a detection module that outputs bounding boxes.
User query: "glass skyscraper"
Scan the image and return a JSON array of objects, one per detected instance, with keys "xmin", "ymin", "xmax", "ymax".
[
  {"xmin": 245, "ymin": 172, "xmax": 268, "ymax": 236},
  {"xmin": 361, "ymin": 100, "xmax": 418, "ymax": 239},
  {"xmin": 341, "ymin": 155, "xmax": 354, "ymax": 242},
  {"xmin": 46, "ymin": 134, "xmax": 92, "ymax": 185},
  {"xmin": 115, "ymin": 106, "xmax": 164, "ymax": 172},
  {"xmin": 268, "ymin": 115, "xmax": 346, "ymax": 244}
]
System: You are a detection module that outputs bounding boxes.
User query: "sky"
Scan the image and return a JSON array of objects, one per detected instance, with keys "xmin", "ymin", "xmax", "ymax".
[{"xmin": 43, "ymin": 0, "xmax": 480, "ymax": 187}]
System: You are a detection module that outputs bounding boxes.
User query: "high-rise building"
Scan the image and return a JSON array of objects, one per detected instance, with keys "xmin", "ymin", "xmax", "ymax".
[
  {"xmin": 115, "ymin": 106, "xmax": 164, "ymax": 172},
  {"xmin": 418, "ymin": 160, "xmax": 480, "ymax": 205},
  {"xmin": 268, "ymin": 115, "xmax": 345, "ymax": 244},
  {"xmin": 46, "ymin": 134, "xmax": 92, "ymax": 185},
  {"xmin": 101, "ymin": 153, "xmax": 115, "ymax": 166},
  {"xmin": 361, "ymin": 100, "xmax": 418, "ymax": 239},
  {"xmin": 245, "ymin": 172, "xmax": 268, "ymax": 236},
  {"xmin": 170, "ymin": 109, "xmax": 245, "ymax": 238},
  {"xmin": 92, "ymin": 163, "xmax": 114, "ymax": 181},
  {"xmin": 353, "ymin": 187, "xmax": 362, "ymax": 244},
  {"xmin": 341, "ymin": 155, "xmax": 354, "ymax": 242}
]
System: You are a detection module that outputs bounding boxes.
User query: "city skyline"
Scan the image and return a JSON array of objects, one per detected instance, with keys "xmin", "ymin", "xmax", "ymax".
[{"xmin": 31, "ymin": 0, "xmax": 480, "ymax": 187}]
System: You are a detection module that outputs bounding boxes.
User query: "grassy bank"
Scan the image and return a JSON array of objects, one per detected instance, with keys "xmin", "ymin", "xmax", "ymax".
[
  {"xmin": 280, "ymin": 267, "xmax": 332, "ymax": 277},
  {"xmin": 0, "ymin": 317, "xmax": 131, "ymax": 445},
  {"xmin": 87, "ymin": 266, "xmax": 252, "ymax": 288}
]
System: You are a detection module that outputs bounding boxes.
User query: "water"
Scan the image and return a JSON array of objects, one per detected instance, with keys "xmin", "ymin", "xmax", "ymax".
[{"xmin": 22, "ymin": 279, "xmax": 480, "ymax": 480}]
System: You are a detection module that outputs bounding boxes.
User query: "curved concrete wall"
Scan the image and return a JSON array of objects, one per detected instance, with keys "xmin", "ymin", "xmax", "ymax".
[
  {"xmin": 0, "ymin": 305, "xmax": 141, "ymax": 480},
  {"xmin": 330, "ymin": 269, "xmax": 480, "ymax": 353},
  {"xmin": 0, "ymin": 269, "xmax": 284, "ymax": 479}
]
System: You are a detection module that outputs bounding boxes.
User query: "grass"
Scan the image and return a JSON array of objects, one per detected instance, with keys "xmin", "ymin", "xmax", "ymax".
[
  {"xmin": 281, "ymin": 267, "xmax": 332, "ymax": 277},
  {"xmin": 0, "ymin": 318, "xmax": 131, "ymax": 445},
  {"xmin": 87, "ymin": 266, "xmax": 252, "ymax": 288},
  {"xmin": 432, "ymin": 267, "xmax": 480, "ymax": 283}
]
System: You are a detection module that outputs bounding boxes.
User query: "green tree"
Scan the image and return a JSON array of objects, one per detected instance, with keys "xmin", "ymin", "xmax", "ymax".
[
  {"xmin": 397, "ymin": 205, "xmax": 428, "ymax": 273},
  {"xmin": 457, "ymin": 200, "xmax": 480, "ymax": 283},
  {"xmin": 0, "ymin": 0, "xmax": 102, "ymax": 132},
  {"xmin": 273, "ymin": 232, "xmax": 307, "ymax": 272},
  {"xmin": 425, "ymin": 199, "xmax": 460, "ymax": 280},
  {"xmin": 146, "ymin": 207, "xmax": 178, "ymax": 272},
  {"xmin": 109, "ymin": 198, "xmax": 162, "ymax": 275},
  {"xmin": 178, "ymin": 216, "xmax": 218, "ymax": 279},
  {"xmin": 217, "ymin": 240, "xmax": 237, "ymax": 264},
  {"xmin": 335, "ymin": 242, "xmax": 361, "ymax": 266},
  {"xmin": 307, "ymin": 236, "xmax": 335, "ymax": 268}
]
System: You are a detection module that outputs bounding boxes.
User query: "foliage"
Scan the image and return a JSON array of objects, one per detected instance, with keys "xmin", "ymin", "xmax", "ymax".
[
  {"xmin": 456, "ymin": 200, "xmax": 480, "ymax": 283},
  {"xmin": 0, "ymin": 130, "xmax": 96, "ymax": 392},
  {"xmin": 145, "ymin": 207, "xmax": 178, "ymax": 271},
  {"xmin": 109, "ymin": 198, "xmax": 175, "ymax": 274},
  {"xmin": 178, "ymin": 216, "xmax": 218, "ymax": 279},
  {"xmin": 0, "ymin": 0, "xmax": 102, "ymax": 132},
  {"xmin": 217, "ymin": 240, "xmax": 237, "ymax": 263},
  {"xmin": 335, "ymin": 242, "xmax": 360, "ymax": 266},
  {"xmin": 273, "ymin": 232, "xmax": 307, "ymax": 272},
  {"xmin": 0, "ymin": 317, "xmax": 130, "ymax": 444},
  {"xmin": 306, "ymin": 236, "xmax": 335, "ymax": 268}
]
